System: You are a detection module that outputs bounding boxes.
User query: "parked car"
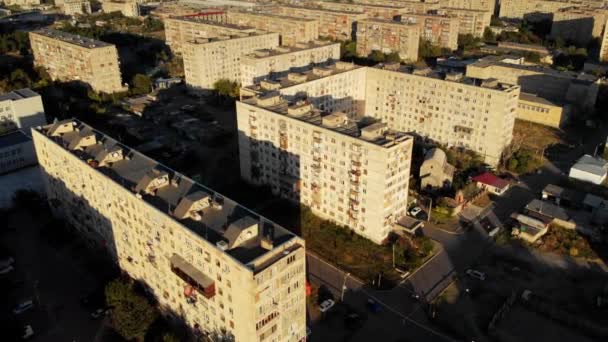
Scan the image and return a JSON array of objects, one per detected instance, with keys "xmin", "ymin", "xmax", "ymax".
[
  {"xmin": 0, "ymin": 265, "xmax": 15, "ymax": 275},
  {"xmin": 465, "ymin": 269, "xmax": 486, "ymax": 281},
  {"xmin": 319, "ymin": 299, "xmax": 335, "ymax": 313},
  {"xmin": 22, "ymin": 325, "xmax": 34, "ymax": 340},
  {"xmin": 90, "ymin": 307, "xmax": 110, "ymax": 319},
  {"xmin": 13, "ymin": 300, "xmax": 34, "ymax": 315},
  {"xmin": 366, "ymin": 299, "xmax": 382, "ymax": 313},
  {"xmin": 409, "ymin": 207, "xmax": 422, "ymax": 217}
]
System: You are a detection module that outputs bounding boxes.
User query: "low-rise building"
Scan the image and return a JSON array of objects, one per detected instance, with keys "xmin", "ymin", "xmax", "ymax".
[
  {"xmin": 101, "ymin": 0, "xmax": 140, "ymax": 17},
  {"xmin": 569, "ymin": 154, "xmax": 608, "ymax": 185},
  {"xmin": 517, "ymin": 93, "xmax": 571, "ymax": 128},
  {"xmin": 240, "ymin": 41, "xmax": 340, "ymax": 86},
  {"xmin": 472, "ymin": 172, "xmax": 510, "ymax": 195},
  {"xmin": 0, "ymin": 130, "xmax": 37, "ymax": 175},
  {"xmin": 165, "ymin": 17, "xmax": 256, "ymax": 54},
  {"xmin": 479, "ymin": 42, "xmax": 553, "ymax": 64},
  {"xmin": 183, "ymin": 32, "xmax": 280, "ymax": 91},
  {"xmin": 400, "ymin": 13, "xmax": 459, "ymax": 50},
  {"xmin": 356, "ymin": 19, "xmax": 420, "ymax": 61},
  {"xmin": 420, "ymin": 148, "xmax": 455, "ymax": 189},
  {"xmin": 226, "ymin": 11, "xmax": 319, "ymax": 46},
  {"xmin": 437, "ymin": 7, "xmax": 492, "ymax": 38},
  {"xmin": 0, "ymin": 88, "xmax": 46, "ymax": 132}
]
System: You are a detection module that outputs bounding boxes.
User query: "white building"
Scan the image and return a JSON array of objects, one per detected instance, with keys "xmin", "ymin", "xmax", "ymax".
[
  {"xmin": 569, "ymin": 154, "xmax": 608, "ymax": 185},
  {"xmin": 0, "ymin": 130, "xmax": 37, "ymax": 175},
  {"xmin": 0, "ymin": 88, "xmax": 46, "ymax": 133}
]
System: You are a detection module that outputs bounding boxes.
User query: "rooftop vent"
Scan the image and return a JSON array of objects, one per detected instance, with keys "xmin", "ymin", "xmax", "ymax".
[
  {"xmin": 312, "ymin": 67, "xmax": 333, "ymax": 77},
  {"xmin": 216, "ymin": 240, "xmax": 228, "ymax": 251},
  {"xmin": 322, "ymin": 112, "xmax": 348, "ymax": 128},
  {"xmin": 256, "ymin": 93, "xmax": 282, "ymax": 107},
  {"xmin": 361, "ymin": 122, "xmax": 388, "ymax": 141},
  {"xmin": 287, "ymin": 72, "xmax": 308, "ymax": 83},
  {"xmin": 481, "ymin": 78, "xmax": 499, "ymax": 89},
  {"xmin": 287, "ymin": 101, "xmax": 312, "ymax": 117}
]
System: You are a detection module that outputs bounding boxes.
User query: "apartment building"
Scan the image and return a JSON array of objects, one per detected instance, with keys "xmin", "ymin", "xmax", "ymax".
[
  {"xmin": 359, "ymin": 0, "xmax": 442, "ymax": 13},
  {"xmin": 183, "ymin": 32, "xmax": 279, "ymax": 91},
  {"xmin": 401, "ymin": 13, "xmax": 459, "ymax": 50},
  {"xmin": 240, "ymin": 41, "xmax": 340, "ymax": 86},
  {"xmin": 267, "ymin": 5, "xmax": 367, "ymax": 41},
  {"xmin": 439, "ymin": 0, "xmax": 496, "ymax": 13},
  {"xmin": 32, "ymin": 119, "xmax": 307, "ymax": 342},
  {"xmin": 29, "ymin": 29, "xmax": 126, "ymax": 94},
  {"xmin": 102, "ymin": 0, "xmax": 140, "ymax": 17},
  {"xmin": 550, "ymin": 7, "xmax": 608, "ymax": 46},
  {"xmin": 517, "ymin": 93, "xmax": 571, "ymax": 128},
  {"xmin": 497, "ymin": 0, "xmax": 604, "ymax": 19},
  {"xmin": 314, "ymin": 1, "xmax": 411, "ymax": 20},
  {"xmin": 0, "ymin": 88, "xmax": 46, "ymax": 132},
  {"xmin": 438, "ymin": 7, "xmax": 491, "ymax": 37},
  {"xmin": 600, "ymin": 18, "xmax": 608, "ymax": 62},
  {"xmin": 0, "ymin": 130, "xmax": 37, "ymax": 175},
  {"xmin": 2, "ymin": 0, "xmax": 41, "ymax": 8},
  {"xmin": 237, "ymin": 94, "xmax": 413, "ymax": 244},
  {"xmin": 356, "ymin": 19, "xmax": 420, "ymax": 61},
  {"xmin": 466, "ymin": 56, "xmax": 600, "ymax": 110},
  {"xmin": 226, "ymin": 11, "xmax": 319, "ymax": 46},
  {"xmin": 165, "ymin": 17, "xmax": 257, "ymax": 54},
  {"xmin": 61, "ymin": 0, "xmax": 92, "ymax": 15}
]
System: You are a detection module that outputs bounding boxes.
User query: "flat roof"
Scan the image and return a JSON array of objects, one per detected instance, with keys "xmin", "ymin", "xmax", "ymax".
[
  {"xmin": 243, "ymin": 41, "xmax": 338, "ymax": 59},
  {"xmin": 525, "ymin": 199, "xmax": 570, "ymax": 221},
  {"xmin": 273, "ymin": 5, "xmax": 365, "ymax": 15},
  {"xmin": 0, "ymin": 88, "xmax": 40, "ymax": 102},
  {"xmin": 229, "ymin": 10, "xmax": 318, "ymax": 22},
  {"xmin": 0, "ymin": 130, "xmax": 31, "ymax": 149},
  {"xmin": 571, "ymin": 154, "xmax": 608, "ymax": 177},
  {"xmin": 317, "ymin": 0, "xmax": 407, "ymax": 10},
  {"xmin": 31, "ymin": 28, "xmax": 112, "ymax": 49},
  {"xmin": 519, "ymin": 92, "xmax": 564, "ymax": 106},
  {"xmin": 36, "ymin": 119, "xmax": 300, "ymax": 269},
  {"xmin": 168, "ymin": 16, "xmax": 254, "ymax": 30}
]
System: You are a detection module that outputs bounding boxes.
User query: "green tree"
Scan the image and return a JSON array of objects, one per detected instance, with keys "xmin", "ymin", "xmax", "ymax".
[
  {"xmin": 418, "ymin": 39, "xmax": 443, "ymax": 59},
  {"xmin": 131, "ymin": 74, "xmax": 152, "ymax": 95},
  {"xmin": 105, "ymin": 279, "xmax": 157, "ymax": 341},
  {"xmin": 458, "ymin": 34, "xmax": 481, "ymax": 50},
  {"xmin": 483, "ymin": 27, "xmax": 496, "ymax": 43},
  {"xmin": 9, "ymin": 68, "xmax": 31, "ymax": 89},
  {"xmin": 143, "ymin": 17, "xmax": 164, "ymax": 32},
  {"xmin": 340, "ymin": 40, "xmax": 357, "ymax": 60},
  {"xmin": 368, "ymin": 50, "xmax": 385, "ymax": 62},
  {"xmin": 385, "ymin": 52, "xmax": 401, "ymax": 63},
  {"xmin": 212, "ymin": 79, "xmax": 239, "ymax": 99}
]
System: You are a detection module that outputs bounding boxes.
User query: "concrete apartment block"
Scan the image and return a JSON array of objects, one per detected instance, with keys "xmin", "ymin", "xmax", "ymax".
[
  {"xmin": 0, "ymin": 88, "xmax": 46, "ymax": 132},
  {"xmin": 600, "ymin": 18, "xmax": 608, "ymax": 62},
  {"xmin": 439, "ymin": 0, "xmax": 496, "ymax": 13},
  {"xmin": 240, "ymin": 41, "xmax": 341, "ymax": 86},
  {"xmin": 61, "ymin": 0, "xmax": 92, "ymax": 15},
  {"xmin": 32, "ymin": 119, "xmax": 307, "ymax": 342},
  {"xmin": 2, "ymin": 0, "xmax": 41, "ymax": 7},
  {"xmin": 497, "ymin": 0, "xmax": 604, "ymax": 19},
  {"xmin": 550, "ymin": 6, "xmax": 608, "ymax": 46},
  {"xmin": 183, "ymin": 32, "xmax": 279, "ymax": 91},
  {"xmin": 517, "ymin": 93, "xmax": 571, "ymax": 128},
  {"xmin": 268, "ymin": 5, "xmax": 367, "ymax": 41},
  {"xmin": 0, "ymin": 130, "xmax": 37, "ymax": 175},
  {"xmin": 165, "ymin": 17, "xmax": 257, "ymax": 54},
  {"xmin": 356, "ymin": 19, "xmax": 420, "ymax": 61},
  {"xmin": 401, "ymin": 13, "xmax": 459, "ymax": 50},
  {"xmin": 315, "ymin": 1, "xmax": 429, "ymax": 20},
  {"xmin": 101, "ymin": 0, "xmax": 140, "ymax": 17},
  {"xmin": 237, "ymin": 95, "xmax": 413, "ymax": 244},
  {"xmin": 226, "ymin": 11, "xmax": 319, "ymax": 46},
  {"xmin": 438, "ymin": 7, "xmax": 492, "ymax": 37},
  {"xmin": 29, "ymin": 29, "xmax": 126, "ymax": 94}
]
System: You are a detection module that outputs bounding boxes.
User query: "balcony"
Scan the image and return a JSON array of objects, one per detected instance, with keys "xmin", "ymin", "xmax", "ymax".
[{"xmin": 170, "ymin": 254, "xmax": 215, "ymax": 299}]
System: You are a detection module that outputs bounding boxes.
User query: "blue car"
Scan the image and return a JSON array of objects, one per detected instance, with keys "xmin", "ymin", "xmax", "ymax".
[{"xmin": 366, "ymin": 299, "xmax": 381, "ymax": 313}]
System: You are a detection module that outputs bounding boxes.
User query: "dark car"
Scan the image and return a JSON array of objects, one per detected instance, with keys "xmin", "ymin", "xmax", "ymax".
[{"xmin": 366, "ymin": 299, "xmax": 382, "ymax": 313}]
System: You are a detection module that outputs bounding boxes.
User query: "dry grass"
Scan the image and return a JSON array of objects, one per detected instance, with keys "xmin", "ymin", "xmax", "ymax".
[{"xmin": 512, "ymin": 120, "xmax": 564, "ymax": 152}]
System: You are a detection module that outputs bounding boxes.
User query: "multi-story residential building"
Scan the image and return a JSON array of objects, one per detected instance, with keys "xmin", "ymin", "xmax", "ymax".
[
  {"xmin": 61, "ymin": 0, "xmax": 92, "ymax": 15},
  {"xmin": 466, "ymin": 55, "xmax": 600, "ymax": 111},
  {"xmin": 267, "ymin": 5, "xmax": 367, "ymax": 41},
  {"xmin": 600, "ymin": 18, "xmax": 608, "ymax": 62},
  {"xmin": 151, "ymin": 3, "xmax": 222, "ymax": 21},
  {"xmin": 439, "ymin": 0, "xmax": 496, "ymax": 13},
  {"xmin": 29, "ymin": 29, "xmax": 126, "ymax": 94},
  {"xmin": 240, "ymin": 41, "xmax": 341, "ymax": 86},
  {"xmin": 237, "ymin": 93, "xmax": 413, "ymax": 244},
  {"xmin": 225, "ymin": 11, "xmax": 319, "ymax": 46},
  {"xmin": 498, "ymin": 0, "xmax": 605, "ymax": 19},
  {"xmin": 101, "ymin": 0, "xmax": 140, "ymax": 17},
  {"xmin": 314, "ymin": 1, "xmax": 412, "ymax": 20},
  {"xmin": 165, "ymin": 17, "xmax": 257, "ymax": 54},
  {"xmin": 2, "ymin": 0, "xmax": 41, "ymax": 8},
  {"xmin": 0, "ymin": 130, "xmax": 37, "ymax": 175},
  {"xmin": 32, "ymin": 119, "xmax": 307, "ymax": 342},
  {"xmin": 356, "ymin": 19, "xmax": 420, "ymax": 61},
  {"xmin": 550, "ymin": 6, "xmax": 608, "ymax": 46},
  {"xmin": 183, "ymin": 32, "xmax": 279, "ymax": 91},
  {"xmin": 400, "ymin": 13, "xmax": 459, "ymax": 50},
  {"xmin": 0, "ymin": 88, "xmax": 46, "ymax": 132},
  {"xmin": 517, "ymin": 93, "xmax": 571, "ymax": 128},
  {"xmin": 437, "ymin": 7, "xmax": 491, "ymax": 37}
]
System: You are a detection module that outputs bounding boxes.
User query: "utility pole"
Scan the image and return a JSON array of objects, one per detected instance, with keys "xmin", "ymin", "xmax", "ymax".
[
  {"xmin": 341, "ymin": 272, "xmax": 350, "ymax": 302},
  {"xmin": 392, "ymin": 243, "xmax": 395, "ymax": 269},
  {"xmin": 427, "ymin": 197, "xmax": 433, "ymax": 222}
]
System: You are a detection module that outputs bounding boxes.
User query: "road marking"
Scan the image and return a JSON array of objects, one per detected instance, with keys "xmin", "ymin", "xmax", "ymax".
[{"xmin": 398, "ymin": 246, "xmax": 445, "ymax": 287}]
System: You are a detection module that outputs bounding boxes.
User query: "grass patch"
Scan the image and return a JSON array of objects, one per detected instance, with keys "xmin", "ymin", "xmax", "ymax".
[{"xmin": 538, "ymin": 225, "xmax": 598, "ymax": 259}]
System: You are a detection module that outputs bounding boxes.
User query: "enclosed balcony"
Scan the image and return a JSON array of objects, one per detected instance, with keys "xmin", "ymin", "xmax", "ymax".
[{"xmin": 170, "ymin": 254, "xmax": 215, "ymax": 299}]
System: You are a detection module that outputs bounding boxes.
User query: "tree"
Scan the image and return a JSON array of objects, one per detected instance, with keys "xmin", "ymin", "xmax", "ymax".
[
  {"xmin": 458, "ymin": 34, "xmax": 481, "ymax": 50},
  {"xmin": 105, "ymin": 279, "xmax": 157, "ymax": 341},
  {"xmin": 368, "ymin": 50, "xmax": 385, "ymax": 62},
  {"xmin": 385, "ymin": 52, "xmax": 401, "ymax": 63},
  {"xmin": 340, "ymin": 40, "xmax": 357, "ymax": 60},
  {"xmin": 143, "ymin": 17, "xmax": 164, "ymax": 32},
  {"xmin": 131, "ymin": 74, "xmax": 152, "ymax": 95},
  {"xmin": 212, "ymin": 79, "xmax": 239, "ymax": 99},
  {"xmin": 483, "ymin": 27, "xmax": 496, "ymax": 43},
  {"xmin": 8, "ymin": 68, "xmax": 31, "ymax": 89},
  {"xmin": 418, "ymin": 39, "xmax": 443, "ymax": 59}
]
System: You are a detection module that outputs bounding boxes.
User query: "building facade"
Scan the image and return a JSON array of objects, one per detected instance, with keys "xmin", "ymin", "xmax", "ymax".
[
  {"xmin": 2, "ymin": 0, "xmax": 41, "ymax": 8},
  {"xmin": 0, "ymin": 130, "xmax": 36, "ymax": 174},
  {"xmin": 240, "ymin": 41, "xmax": 341, "ymax": 86},
  {"xmin": 0, "ymin": 88, "xmax": 46, "ymax": 132},
  {"xmin": 517, "ymin": 93, "xmax": 571, "ymax": 128},
  {"xmin": 29, "ymin": 29, "xmax": 126, "ymax": 94},
  {"xmin": 420, "ymin": 148, "xmax": 455, "ymax": 189},
  {"xmin": 401, "ymin": 13, "xmax": 459, "ymax": 50},
  {"xmin": 439, "ymin": 0, "xmax": 496, "ymax": 13},
  {"xmin": 499, "ymin": 0, "xmax": 582, "ymax": 19},
  {"xmin": 165, "ymin": 17, "xmax": 257, "ymax": 54},
  {"xmin": 226, "ymin": 11, "xmax": 319, "ymax": 46},
  {"xmin": 600, "ymin": 18, "xmax": 608, "ymax": 62},
  {"xmin": 314, "ymin": 1, "xmax": 414, "ymax": 20},
  {"xmin": 183, "ymin": 32, "xmax": 279, "ymax": 90},
  {"xmin": 101, "ymin": 0, "xmax": 140, "ymax": 17},
  {"xmin": 32, "ymin": 119, "xmax": 307, "ymax": 342},
  {"xmin": 237, "ymin": 95, "xmax": 413, "ymax": 244},
  {"xmin": 550, "ymin": 7, "xmax": 608, "ymax": 46},
  {"xmin": 356, "ymin": 19, "xmax": 420, "ymax": 61},
  {"xmin": 61, "ymin": 0, "xmax": 92, "ymax": 15},
  {"xmin": 438, "ymin": 7, "xmax": 491, "ymax": 37}
]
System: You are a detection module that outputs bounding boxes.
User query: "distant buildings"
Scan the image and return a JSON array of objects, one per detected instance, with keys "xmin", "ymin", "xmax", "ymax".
[
  {"xmin": 439, "ymin": 0, "xmax": 496, "ymax": 13},
  {"xmin": 420, "ymin": 148, "xmax": 455, "ymax": 189},
  {"xmin": 60, "ymin": 0, "xmax": 92, "ymax": 16},
  {"xmin": 240, "ymin": 41, "xmax": 340, "ymax": 86},
  {"xmin": 182, "ymin": 32, "xmax": 279, "ymax": 91},
  {"xmin": 165, "ymin": 17, "xmax": 257, "ymax": 54},
  {"xmin": 29, "ymin": 29, "xmax": 126, "ymax": 94},
  {"xmin": 400, "ymin": 13, "xmax": 459, "ymax": 50},
  {"xmin": 0, "ymin": 130, "xmax": 36, "ymax": 175},
  {"xmin": 356, "ymin": 19, "xmax": 420, "ymax": 61},
  {"xmin": 226, "ymin": 11, "xmax": 319, "ymax": 46},
  {"xmin": 438, "ymin": 7, "xmax": 492, "ymax": 38},
  {"xmin": 569, "ymin": 154, "xmax": 608, "ymax": 185},
  {"xmin": 314, "ymin": 1, "xmax": 413, "ymax": 20},
  {"xmin": 2, "ymin": 0, "xmax": 42, "ymax": 8},
  {"xmin": 32, "ymin": 119, "xmax": 307, "ymax": 342},
  {"xmin": 550, "ymin": 7, "xmax": 608, "ymax": 46},
  {"xmin": 101, "ymin": 0, "xmax": 140, "ymax": 17},
  {"xmin": 0, "ymin": 88, "xmax": 46, "ymax": 132}
]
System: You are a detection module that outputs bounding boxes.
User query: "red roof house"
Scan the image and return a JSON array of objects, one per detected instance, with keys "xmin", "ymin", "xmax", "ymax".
[{"xmin": 472, "ymin": 172, "xmax": 510, "ymax": 195}]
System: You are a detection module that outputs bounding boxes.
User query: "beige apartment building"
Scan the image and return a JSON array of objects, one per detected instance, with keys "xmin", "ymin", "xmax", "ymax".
[
  {"xmin": 29, "ymin": 29, "xmax": 126, "ymax": 94},
  {"xmin": 183, "ymin": 32, "xmax": 279, "ymax": 91},
  {"xmin": 517, "ymin": 93, "xmax": 571, "ymax": 128},
  {"xmin": 550, "ymin": 7, "xmax": 608, "ymax": 46},
  {"xmin": 226, "ymin": 11, "xmax": 319, "ymax": 46},
  {"xmin": 2, "ymin": 0, "xmax": 41, "ymax": 8},
  {"xmin": 0, "ymin": 88, "xmax": 46, "ymax": 132},
  {"xmin": 401, "ymin": 13, "xmax": 459, "ymax": 50},
  {"xmin": 237, "ymin": 94, "xmax": 413, "ymax": 244},
  {"xmin": 438, "ymin": 7, "xmax": 491, "ymax": 37},
  {"xmin": 439, "ymin": 0, "xmax": 496, "ymax": 13},
  {"xmin": 102, "ymin": 0, "xmax": 140, "ymax": 17},
  {"xmin": 268, "ymin": 5, "xmax": 367, "ymax": 41},
  {"xmin": 61, "ymin": 0, "xmax": 92, "ymax": 15},
  {"xmin": 165, "ymin": 17, "xmax": 257, "ymax": 54},
  {"xmin": 600, "ymin": 18, "xmax": 608, "ymax": 62},
  {"xmin": 32, "ymin": 119, "xmax": 307, "ymax": 342},
  {"xmin": 314, "ymin": 1, "xmax": 410, "ymax": 20},
  {"xmin": 240, "ymin": 41, "xmax": 341, "ymax": 86},
  {"xmin": 356, "ymin": 19, "xmax": 420, "ymax": 61},
  {"xmin": 497, "ymin": 0, "xmax": 606, "ymax": 19}
]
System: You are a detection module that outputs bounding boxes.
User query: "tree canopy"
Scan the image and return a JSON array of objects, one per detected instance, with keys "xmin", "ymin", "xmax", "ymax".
[
  {"xmin": 212, "ymin": 79, "xmax": 240, "ymax": 99},
  {"xmin": 105, "ymin": 279, "xmax": 157, "ymax": 341},
  {"xmin": 131, "ymin": 74, "xmax": 152, "ymax": 95}
]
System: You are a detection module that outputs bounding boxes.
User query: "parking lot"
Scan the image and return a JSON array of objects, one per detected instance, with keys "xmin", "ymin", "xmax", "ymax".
[{"xmin": 1, "ymin": 206, "xmax": 120, "ymax": 341}]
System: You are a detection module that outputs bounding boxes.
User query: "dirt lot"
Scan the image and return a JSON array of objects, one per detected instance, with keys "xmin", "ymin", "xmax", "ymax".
[{"xmin": 512, "ymin": 119, "xmax": 565, "ymax": 152}]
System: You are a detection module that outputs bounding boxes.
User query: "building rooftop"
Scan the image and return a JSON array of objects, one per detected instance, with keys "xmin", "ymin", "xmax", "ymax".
[
  {"xmin": 317, "ymin": 0, "xmax": 408, "ymax": 10},
  {"xmin": 472, "ymin": 172, "xmax": 510, "ymax": 190},
  {"xmin": 359, "ymin": 18, "xmax": 418, "ymax": 26},
  {"xmin": 519, "ymin": 92, "xmax": 565, "ymax": 106},
  {"xmin": 243, "ymin": 41, "xmax": 338, "ymax": 60},
  {"xmin": 35, "ymin": 119, "xmax": 301, "ymax": 271},
  {"xmin": 168, "ymin": 16, "xmax": 255, "ymax": 31},
  {"xmin": 0, "ymin": 88, "xmax": 40, "ymax": 102},
  {"xmin": 31, "ymin": 28, "xmax": 112, "ymax": 48},
  {"xmin": 525, "ymin": 199, "xmax": 570, "ymax": 222},
  {"xmin": 187, "ymin": 30, "xmax": 274, "ymax": 44},
  {"xmin": 229, "ymin": 10, "xmax": 319, "ymax": 22},
  {"xmin": 542, "ymin": 184, "xmax": 586, "ymax": 204},
  {"xmin": 0, "ymin": 130, "xmax": 31, "ymax": 149},
  {"xmin": 273, "ymin": 4, "xmax": 365, "ymax": 15},
  {"xmin": 571, "ymin": 154, "xmax": 608, "ymax": 177}
]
